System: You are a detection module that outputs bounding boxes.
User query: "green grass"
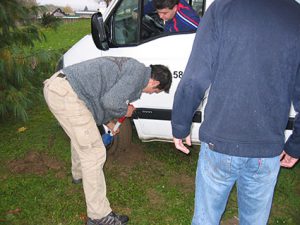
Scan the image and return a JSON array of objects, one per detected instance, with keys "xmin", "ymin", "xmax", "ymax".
[
  {"xmin": 35, "ymin": 19, "xmax": 91, "ymax": 53},
  {"xmin": 1, "ymin": 19, "xmax": 300, "ymax": 225},
  {"xmin": 1, "ymin": 104, "xmax": 299, "ymax": 225}
]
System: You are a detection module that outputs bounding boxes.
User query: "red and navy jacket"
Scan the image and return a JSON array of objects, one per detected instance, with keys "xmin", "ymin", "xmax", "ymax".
[
  {"xmin": 165, "ymin": 0, "xmax": 200, "ymax": 32},
  {"xmin": 144, "ymin": 0, "xmax": 200, "ymax": 32}
]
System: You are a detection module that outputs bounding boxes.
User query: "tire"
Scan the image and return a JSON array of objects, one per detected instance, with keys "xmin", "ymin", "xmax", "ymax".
[{"xmin": 107, "ymin": 118, "xmax": 132, "ymax": 155}]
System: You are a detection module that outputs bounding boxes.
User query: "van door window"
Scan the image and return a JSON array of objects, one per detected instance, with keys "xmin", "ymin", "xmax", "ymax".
[
  {"xmin": 113, "ymin": 0, "xmax": 139, "ymax": 45},
  {"xmin": 110, "ymin": 0, "xmax": 205, "ymax": 45}
]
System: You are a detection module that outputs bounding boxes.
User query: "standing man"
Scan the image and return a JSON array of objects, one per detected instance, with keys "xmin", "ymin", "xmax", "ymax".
[
  {"xmin": 144, "ymin": 0, "xmax": 200, "ymax": 32},
  {"xmin": 172, "ymin": 0, "xmax": 300, "ymax": 224},
  {"xmin": 44, "ymin": 57, "xmax": 172, "ymax": 225}
]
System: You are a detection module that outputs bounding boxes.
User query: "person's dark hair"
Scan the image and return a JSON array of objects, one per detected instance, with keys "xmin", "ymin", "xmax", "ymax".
[
  {"xmin": 150, "ymin": 64, "xmax": 172, "ymax": 93},
  {"xmin": 153, "ymin": 0, "xmax": 179, "ymax": 10}
]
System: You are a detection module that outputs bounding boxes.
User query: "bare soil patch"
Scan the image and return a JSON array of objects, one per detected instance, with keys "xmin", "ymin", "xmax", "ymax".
[
  {"xmin": 146, "ymin": 188, "xmax": 164, "ymax": 207},
  {"xmin": 169, "ymin": 173, "xmax": 195, "ymax": 194},
  {"xmin": 106, "ymin": 142, "xmax": 146, "ymax": 169},
  {"xmin": 7, "ymin": 150, "xmax": 65, "ymax": 177},
  {"xmin": 221, "ymin": 216, "xmax": 239, "ymax": 225}
]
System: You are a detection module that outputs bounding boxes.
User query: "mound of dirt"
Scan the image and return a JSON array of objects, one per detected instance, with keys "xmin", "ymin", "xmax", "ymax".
[
  {"xmin": 7, "ymin": 143, "xmax": 144, "ymax": 177},
  {"xmin": 7, "ymin": 150, "xmax": 65, "ymax": 177},
  {"xmin": 106, "ymin": 142, "xmax": 146, "ymax": 169}
]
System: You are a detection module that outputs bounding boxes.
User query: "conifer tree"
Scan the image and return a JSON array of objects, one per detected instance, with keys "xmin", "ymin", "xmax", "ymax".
[{"xmin": 0, "ymin": 0, "xmax": 57, "ymax": 121}]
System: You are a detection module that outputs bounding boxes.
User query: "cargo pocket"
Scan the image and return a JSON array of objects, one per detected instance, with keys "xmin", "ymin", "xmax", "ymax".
[
  {"xmin": 69, "ymin": 115, "xmax": 103, "ymax": 149},
  {"xmin": 46, "ymin": 80, "xmax": 68, "ymax": 111}
]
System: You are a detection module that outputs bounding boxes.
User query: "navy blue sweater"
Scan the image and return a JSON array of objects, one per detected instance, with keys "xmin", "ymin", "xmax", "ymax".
[{"xmin": 172, "ymin": 0, "xmax": 300, "ymax": 158}]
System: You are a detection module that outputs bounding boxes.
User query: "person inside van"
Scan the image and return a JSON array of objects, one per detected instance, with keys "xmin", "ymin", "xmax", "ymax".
[
  {"xmin": 144, "ymin": 0, "xmax": 200, "ymax": 32},
  {"xmin": 43, "ymin": 57, "xmax": 172, "ymax": 225}
]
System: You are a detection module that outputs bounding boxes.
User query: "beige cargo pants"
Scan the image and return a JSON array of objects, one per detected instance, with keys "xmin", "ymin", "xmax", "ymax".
[{"xmin": 43, "ymin": 72, "xmax": 111, "ymax": 219}]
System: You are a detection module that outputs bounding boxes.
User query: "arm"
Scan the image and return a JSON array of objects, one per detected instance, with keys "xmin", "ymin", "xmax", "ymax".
[
  {"xmin": 105, "ymin": 106, "xmax": 134, "ymax": 135},
  {"xmin": 176, "ymin": 2, "xmax": 200, "ymax": 31},
  {"xmin": 282, "ymin": 65, "xmax": 300, "ymax": 166},
  {"xmin": 171, "ymin": 2, "xmax": 218, "ymax": 153},
  {"xmin": 100, "ymin": 59, "xmax": 147, "ymax": 119}
]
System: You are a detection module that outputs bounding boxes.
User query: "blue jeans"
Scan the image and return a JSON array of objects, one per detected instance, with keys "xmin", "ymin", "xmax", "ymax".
[{"xmin": 192, "ymin": 143, "xmax": 280, "ymax": 225}]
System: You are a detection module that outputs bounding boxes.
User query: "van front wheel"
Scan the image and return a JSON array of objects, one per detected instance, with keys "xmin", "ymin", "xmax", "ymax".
[{"xmin": 107, "ymin": 118, "xmax": 132, "ymax": 155}]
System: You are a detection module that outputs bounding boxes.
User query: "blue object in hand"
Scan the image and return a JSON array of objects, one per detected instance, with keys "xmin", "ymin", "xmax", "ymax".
[{"xmin": 102, "ymin": 132, "xmax": 113, "ymax": 146}]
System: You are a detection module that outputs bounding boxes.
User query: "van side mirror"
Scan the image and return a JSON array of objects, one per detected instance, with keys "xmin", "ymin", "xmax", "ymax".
[{"xmin": 91, "ymin": 12, "xmax": 109, "ymax": 50}]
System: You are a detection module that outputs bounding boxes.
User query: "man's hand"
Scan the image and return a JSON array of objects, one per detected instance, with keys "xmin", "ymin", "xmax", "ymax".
[
  {"xmin": 173, "ymin": 135, "xmax": 192, "ymax": 154},
  {"xmin": 106, "ymin": 120, "xmax": 119, "ymax": 135},
  {"xmin": 125, "ymin": 104, "xmax": 136, "ymax": 117},
  {"xmin": 280, "ymin": 150, "xmax": 299, "ymax": 168}
]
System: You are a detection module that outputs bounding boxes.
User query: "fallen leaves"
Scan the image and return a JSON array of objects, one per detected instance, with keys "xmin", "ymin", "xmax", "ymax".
[{"xmin": 17, "ymin": 127, "xmax": 27, "ymax": 133}]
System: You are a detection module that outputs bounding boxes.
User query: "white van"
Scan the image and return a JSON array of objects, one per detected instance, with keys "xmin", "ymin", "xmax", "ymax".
[{"xmin": 57, "ymin": 0, "xmax": 295, "ymax": 150}]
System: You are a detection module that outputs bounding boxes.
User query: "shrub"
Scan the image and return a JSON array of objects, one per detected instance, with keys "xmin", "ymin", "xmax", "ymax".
[{"xmin": 41, "ymin": 13, "xmax": 62, "ymax": 29}]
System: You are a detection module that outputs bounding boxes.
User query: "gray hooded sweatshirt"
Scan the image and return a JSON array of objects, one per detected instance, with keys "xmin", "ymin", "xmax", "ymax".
[{"xmin": 62, "ymin": 57, "xmax": 151, "ymax": 125}]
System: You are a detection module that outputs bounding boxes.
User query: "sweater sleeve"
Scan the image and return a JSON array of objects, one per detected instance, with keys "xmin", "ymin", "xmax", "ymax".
[
  {"xmin": 177, "ymin": 1, "xmax": 200, "ymax": 29},
  {"xmin": 284, "ymin": 65, "xmax": 300, "ymax": 158},
  {"xmin": 100, "ymin": 59, "xmax": 149, "ymax": 121},
  {"xmin": 171, "ymin": 2, "xmax": 218, "ymax": 139}
]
